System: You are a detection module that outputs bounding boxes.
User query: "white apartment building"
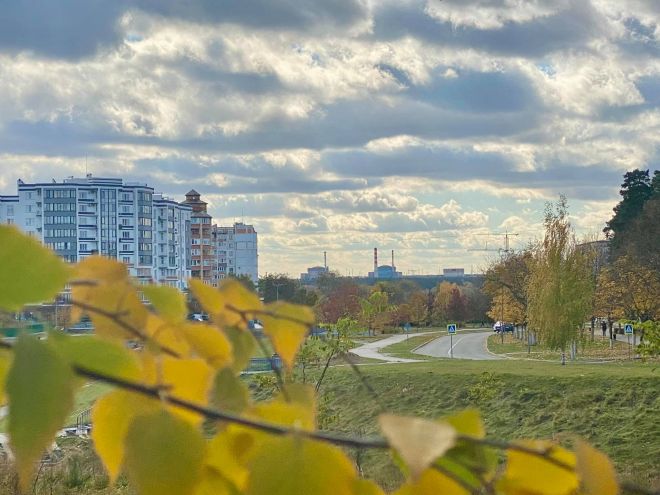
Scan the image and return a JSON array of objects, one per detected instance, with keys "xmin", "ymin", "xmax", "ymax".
[
  {"xmin": 0, "ymin": 175, "xmax": 192, "ymax": 289},
  {"xmin": 214, "ymin": 222, "xmax": 258, "ymax": 284}
]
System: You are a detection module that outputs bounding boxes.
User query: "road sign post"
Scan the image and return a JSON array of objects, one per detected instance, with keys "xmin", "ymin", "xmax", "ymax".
[
  {"xmin": 447, "ymin": 324, "xmax": 457, "ymax": 358},
  {"xmin": 624, "ymin": 324, "xmax": 633, "ymax": 360}
]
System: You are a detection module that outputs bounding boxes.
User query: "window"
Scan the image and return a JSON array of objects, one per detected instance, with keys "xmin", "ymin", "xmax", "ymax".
[
  {"xmin": 122, "ymin": 257, "xmax": 131, "ymax": 264},
  {"xmin": 26, "ymin": 205, "xmax": 32, "ymax": 213},
  {"xmin": 80, "ymin": 243, "xmax": 88, "ymax": 251},
  {"xmin": 7, "ymin": 206, "xmax": 14, "ymax": 216},
  {"xmin": 25, "ymin": 218, "xmax": 33, "ymax": 226},
  {"xmin": 122, "ymin": 231, "xmax": 131, "ymax": 239},
  {"xmin": 122, "ymin": 244, "xmax": 130, "ymax": 251}
]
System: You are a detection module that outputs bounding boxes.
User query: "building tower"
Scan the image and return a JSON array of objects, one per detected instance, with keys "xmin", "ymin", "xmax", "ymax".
[{"xmin": 183, "ymin": 190, "xmax": 216, "ymax": 285}]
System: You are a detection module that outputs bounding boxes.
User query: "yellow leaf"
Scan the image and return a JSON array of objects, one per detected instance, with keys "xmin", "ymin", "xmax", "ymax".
[
  {"xmin": 91, "ymin": 390, "xmax": 159, "ymax": 480},
  {"xmin": 379, "ymin": 414, "xmax": 456, "ymax": 480},
  {"xmin": 395, "ymin": 468, "xmax": 470, "ymax": 495},
  {"xmin": 161, "ymin": 357, "xmax": 214, "ymax": 425},
  {"xmin": 352, "ymin": 479, "xmax": 386, "ymax": 495},
  {"xmin": 73, "ymin": 281, "xmax": 149, "ymax": 341},
  {"xmin": 124, "ymin": 409, "xmax": 206, "ymax": 495},
  {"xmin": 194, "ymin": 468, "xmax": 234, "ymax": 495},
  {"xmin": 499, "ymin": 440, "xmax": 578, "ymax": 495},
  {"xmin": 0, "ymin": 349, "xmax": 12, "ymax": 404},
  {"xmin": 206, "ymin": 429, "xmax": 252, "ymax": 490},
  {"xmin": 142, "ymin": 284, "xmax": 187, "ymax": 323},
  {"xmin": 7, "ymin": 336, "xmax": 75, "ymax": 490},
  {"xmin": 49, "ymin": 332, "xmax": 141, "ymax": 382},
  {"xmin": 261, "ymin": 302, "xmax": 315, "ymax": 370},
  {"xmin": 182, "ymin": 323, "xmax": 233, "ymax": 369},
  {"xmin": 246, "ymin": 436, "xmax": 357, "ymax": 495},
  {"xmin": 251, "ymin": 384, "xmax": 316, "ymax": 431},
  {"xmin": 224, "ymin": 326, "xmax": 256, "ymax": 373},
  {"xmin": 212, "ymin": 368, "xmax": 250, "ymax": 414},
  {"xmin": 145, "ymin": 314, "xmax": 191, "ymax": 357},
  {"xmin": 443, "ymin": 409, "xmax": 485, "ymax": 438},
  {"xmin": 575, "ymin": 440, "xmax": 619, "ymax": 495},
  {"xmin": 190, "ymin": 278, "xmax": 261, "ymax": 328},
  {"xmin": 0, "ymin": 225, "xmax": 70, "ymax": 311}
]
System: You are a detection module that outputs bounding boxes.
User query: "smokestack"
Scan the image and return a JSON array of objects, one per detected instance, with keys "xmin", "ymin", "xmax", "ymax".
[
  {"xmin": 323, "ymin": 251, "xmax": 327, "ymax": 270},
  {"xmin": 374, "ymin": 247, "xmax": 378, "ymax": 278},
  {"xmin": 391, "ymin": 249, "xmax": 395, "ymax": 269}
]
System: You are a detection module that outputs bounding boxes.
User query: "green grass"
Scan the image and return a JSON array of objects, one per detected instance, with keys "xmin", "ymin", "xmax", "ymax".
[
  {"xmin": 488, "ymin": 333, "xmax": 635, "ymax": 361},
  {"xmin": 314, "ymin": 358, "xmax": 660, "ymax": 491},
  {"xmin": 378, "ymin": 333, "xmax": 440, "ymax": 359}
]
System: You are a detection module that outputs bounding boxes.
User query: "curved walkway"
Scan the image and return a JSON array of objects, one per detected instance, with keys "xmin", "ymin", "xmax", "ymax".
[{"xmin": 350, "ymin": 333, "xmax": 436, "ymax": 363}]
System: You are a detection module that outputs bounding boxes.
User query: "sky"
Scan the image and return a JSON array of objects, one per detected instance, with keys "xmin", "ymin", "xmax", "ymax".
[{"xmin": 0, "ymin": 0, "xmax": 658, "ymax": 277}]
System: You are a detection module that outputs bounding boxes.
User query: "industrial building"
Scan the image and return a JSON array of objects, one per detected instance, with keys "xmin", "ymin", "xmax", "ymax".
[{"xmin": 368, "ymin": 248, "xmax": 402, "ymax": 279}]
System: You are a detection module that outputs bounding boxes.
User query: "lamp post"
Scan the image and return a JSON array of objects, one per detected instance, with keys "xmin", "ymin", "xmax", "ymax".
[{"xmin": 273, "ymin": 282, "xmax": 285, "ymax": 302}]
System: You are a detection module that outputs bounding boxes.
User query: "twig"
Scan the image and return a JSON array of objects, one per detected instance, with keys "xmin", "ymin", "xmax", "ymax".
[
  {"xmin": 432, "ymin": 464, "xmax": 480, "ymax": 495},
  {"xmin": 70, "ymin": 299, "xmax": 180, "ymax": 358}
]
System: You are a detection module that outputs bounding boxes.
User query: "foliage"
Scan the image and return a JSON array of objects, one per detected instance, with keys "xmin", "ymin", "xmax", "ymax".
[
  {"xmin": 258, "ymin": 273, "xmax": 317, "ymax": 305},
  {"xmin": 483, "ymin": 249, "xmax": 531, "ymax": 324},
  {"xmin": 315, "ymin": 279, "xmax": 364, "ymax": 324},
  {"xmin": 360, "ymin": 291, "xmax": 394, "ymax": 335},
  {"xmin": 0, "ymin": 225, "xmax": 636, "ymax": 495},
  {"xmin": 634, "ymin": 320, "xmax": 660, "ymax": 357},
  {"xmin": 526, "ymin": 197, "xmax": 595, "ymax": 352},
  {"xmin": 603, "ymin": 169, "xmax": 654, "ymax": 255},
  {"xmin": 595, "ymin": 256, "xmax": 660, "ymax": 322}
]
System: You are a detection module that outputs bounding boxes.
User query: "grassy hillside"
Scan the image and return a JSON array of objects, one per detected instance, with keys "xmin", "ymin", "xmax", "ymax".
[{"xmin": 314, "ymin": 359, "xmax": 660, "ymax": 491}]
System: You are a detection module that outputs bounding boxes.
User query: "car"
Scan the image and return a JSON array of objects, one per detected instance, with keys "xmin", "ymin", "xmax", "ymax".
[{"xmin": 493, "ymin": 321, "xmax": 514, "ymax": 333}]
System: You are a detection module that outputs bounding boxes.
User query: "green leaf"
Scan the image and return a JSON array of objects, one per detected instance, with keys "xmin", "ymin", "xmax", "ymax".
[
  {"xmin": 224, "ymin": 326, "xmax": 257, "ymax": 374},
  {"xmin": 212, "ymin": 368, "xmax": 250, "ymax": 414},
  {"xmin": 0, "ymin": 225, "xmax": 69, "ymax": 311},
  {"xmin": 142, "ymin": 284, "xmax": 187, "ymax": 323},
  {"xmin": 246, "ymin": 436, "xmax": 357, "ymax": 495},
  {"xmin": 125, "ymin": 409, "xmax": 206, "ymax": 495},
  {"xmin": 7, "ymin": 336, "xmax": 75, "ymax": 490},
  {"xmin": 379, "ymin": 414, "xmax": 456, "ymax": 480},
  {"xmin": 49, "ymin": 332, "xmax": 141, "ymax": 382}
]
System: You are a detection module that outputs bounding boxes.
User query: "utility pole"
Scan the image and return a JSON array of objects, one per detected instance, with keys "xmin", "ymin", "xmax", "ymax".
[{"xmin": 273, "ymin": 282, "xmax": 284, "ymax": 302}]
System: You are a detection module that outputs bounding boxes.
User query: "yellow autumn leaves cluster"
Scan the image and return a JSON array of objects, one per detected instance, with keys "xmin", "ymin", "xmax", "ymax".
[{"xmin": 0, "ymin": 225, "xmax": 622, "ymax": 495}]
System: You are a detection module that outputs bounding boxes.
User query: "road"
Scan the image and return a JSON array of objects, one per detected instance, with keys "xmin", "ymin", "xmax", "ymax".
[
  {"xmin": 350, "ymin": 332, "xmax": 436, "ymax": 363},
  {"xmin": 413, "ymin": 331, "xmax": 502, "ymax": 360}
]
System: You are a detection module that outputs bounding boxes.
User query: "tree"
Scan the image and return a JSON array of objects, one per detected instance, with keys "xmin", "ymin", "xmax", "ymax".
[
  {"xmin": 229, "ymin": 273, "xmax": 257, "ymax": 293},
  {"xmin": 445, "ymin": 286, "xmax": 467, "ymax": 323},
  {"xmin": 603, "ymin": 169, "xmax": 653, "ymax": 256},
  {"xmin": 621, "ymin": 197, "xmax": 660, "ymax": 271},
  {"xmin": 483, "ymin": 250, "xmax": 532, "ymax": 325},
  {"xmin": 359, "ymin": 290, "xmax": 392, "ymax": 335},
  {"xmin": 315, "ymin": 279, "xmax": 364, "ymax": 324},
  {"xmin": 259, "ymin": 274, "xmax": 317, "ymax": 305},
  {"xmin": 527, "ymin": 197, "xmax": 595, "ymax": 356},
  {"xmin": 0, "ymin": 225, "xmax": 638, "ymax": 495},
  {"xmin": 432, "ymin": 281, "xmax": 456, "ymax": 323}
]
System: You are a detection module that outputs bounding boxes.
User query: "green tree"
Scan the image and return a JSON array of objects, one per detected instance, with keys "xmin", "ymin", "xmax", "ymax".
[
  {"xmin": 527, "ymin": 197, "xmax": 595, "ymax": 359},
  {"xmin": 603, "ymin": 169, "xmax": 653, "ymax": 256},
  {"xmin": 259, "ymin": 274, "xmax": 317, "ymax": 305},
  {"xmin": 359, "ymin": 290, "xmax": 392, "ymax": 335}
]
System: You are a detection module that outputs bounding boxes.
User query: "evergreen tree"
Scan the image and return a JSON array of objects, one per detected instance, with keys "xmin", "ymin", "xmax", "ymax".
[{"xmin": 603, "ymin": 169, "xmax": 652, "ymax": 255}]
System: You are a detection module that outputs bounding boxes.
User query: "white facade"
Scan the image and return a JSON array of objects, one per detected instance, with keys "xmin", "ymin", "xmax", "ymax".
[
  {"xmin": 153, "ymin": 194, "xmax": 192, "ymax": 289},
  {"xmin": 214, "ymin": 222, "xmax": 258, "ymax": 284},
  {"xmin": 1, "ymin": 176, "xmax": 192, "ymax": 289}
]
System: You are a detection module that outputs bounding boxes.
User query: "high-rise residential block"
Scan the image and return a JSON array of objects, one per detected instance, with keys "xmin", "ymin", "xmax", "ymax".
[
  {"xmin": 0, "ymin": 175, "xmax": 192, "ymax": 289},
  {"xmin": 215, "ymin": 222, "xmax": 258, "ymax": 284}
]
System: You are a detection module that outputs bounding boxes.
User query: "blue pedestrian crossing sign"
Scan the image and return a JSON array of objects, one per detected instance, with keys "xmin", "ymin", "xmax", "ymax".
[
  {"xmin": 447, "ymin": 324, "xmax": 457, "ymax": 334},
  {"xmin": 624, "ymin": 324, "xmax": 634, "ymax": 335}
]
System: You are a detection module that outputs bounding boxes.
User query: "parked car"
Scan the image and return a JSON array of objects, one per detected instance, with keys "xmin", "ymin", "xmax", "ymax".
[{"xmin": 493, "ymin": 321, "xmax": 514, "ymax": 333}]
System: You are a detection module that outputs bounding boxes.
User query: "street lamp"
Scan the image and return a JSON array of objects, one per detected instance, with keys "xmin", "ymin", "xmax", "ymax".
[{"xmin": 273, "ymin": 282, "xmax": 285, "ymax": 302}]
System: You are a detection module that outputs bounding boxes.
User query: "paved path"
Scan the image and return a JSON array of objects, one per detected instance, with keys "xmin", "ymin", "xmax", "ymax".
[
  {"xmin": 413, "ymin": 330, "xmax": 502, "ymax": 360},
  {"xmin": 350, "ymin": 333, "xmax": 436, "ymax": 363}
]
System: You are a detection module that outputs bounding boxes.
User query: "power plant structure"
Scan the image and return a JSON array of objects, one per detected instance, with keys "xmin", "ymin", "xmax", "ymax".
[{"xmin": 368, "ymin": 247, "xmax": 402, "ymax": 279}]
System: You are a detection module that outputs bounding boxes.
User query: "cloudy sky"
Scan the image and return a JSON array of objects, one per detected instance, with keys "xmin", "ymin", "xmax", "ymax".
[{"xmin": 0, "ymin": 1, "xmax": 658, "ymax": 276}]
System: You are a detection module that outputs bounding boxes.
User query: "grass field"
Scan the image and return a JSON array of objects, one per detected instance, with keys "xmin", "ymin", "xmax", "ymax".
[
  {"xmin": 488, "ymin": 333, "xmax": 635, "ymax": 361},
  {"xmin": 313, "ymin": 358, "xmax": 660, "ymax": 492}
]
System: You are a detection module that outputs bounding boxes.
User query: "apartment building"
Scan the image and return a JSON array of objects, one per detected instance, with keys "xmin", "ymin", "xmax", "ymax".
[
  {"xmin": 182, "ymin": 190, "xmax": 216, "ymax": 285},
  {"xmin": 0, "ymin": 175, "xmax": 192, "ymax": 288},
  {"xmin": 215, "ymin": 222, "xmax": 258, "ymax": 284}
]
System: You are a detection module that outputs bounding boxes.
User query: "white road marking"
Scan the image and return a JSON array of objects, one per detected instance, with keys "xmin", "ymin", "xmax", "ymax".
[{"xmin": 447, "ymin": 336, "xmax": 465, "ymax": 356}]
